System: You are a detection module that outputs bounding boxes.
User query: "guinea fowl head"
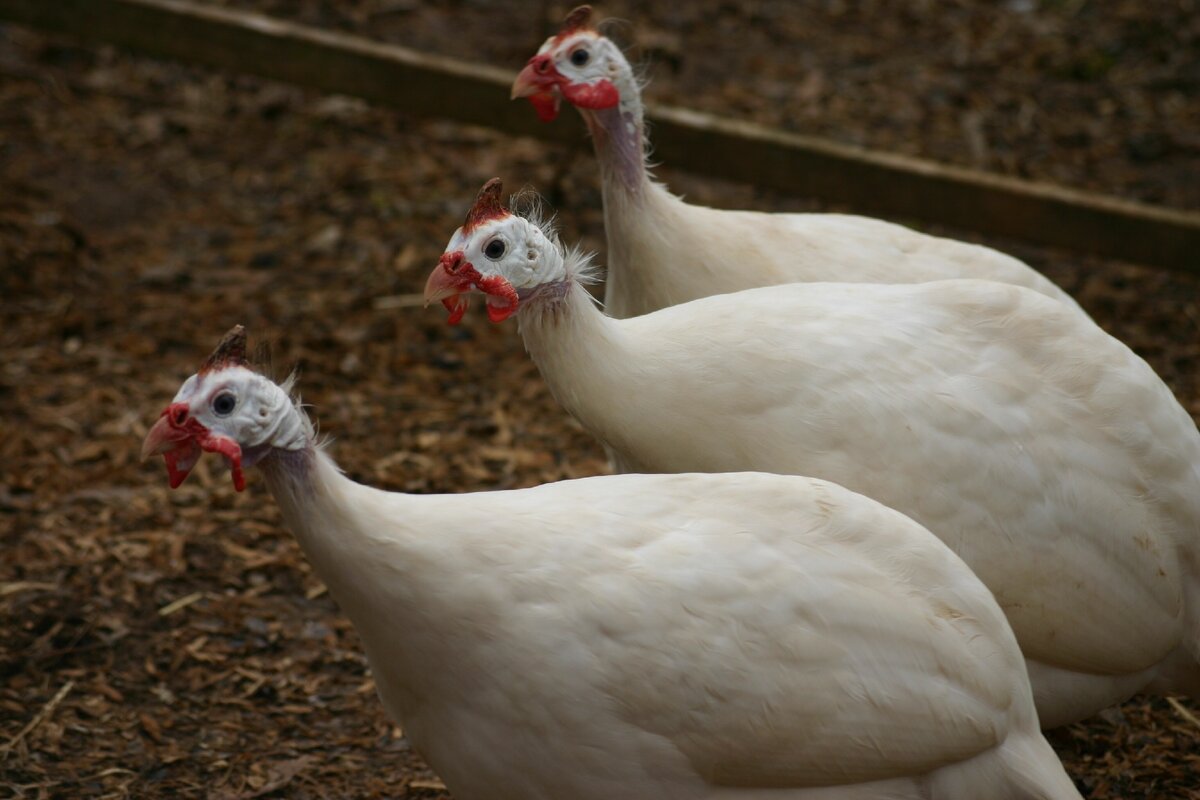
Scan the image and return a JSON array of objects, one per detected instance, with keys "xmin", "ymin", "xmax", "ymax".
[
  {"xmin": 511, "ymin": 5, "xmax": 629, "ymax": 122},
  {"xmin": 424, "ymin": 178, "xmax": 573, "ymax": 325},
  {"xmin": 141, "ymin": 326, "xmax": 309, "ymax": 491}
]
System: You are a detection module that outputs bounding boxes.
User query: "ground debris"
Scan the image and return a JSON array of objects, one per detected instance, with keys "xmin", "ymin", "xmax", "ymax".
[{"xmin": 2, "ymin": 4, "xmax": 1199, "ymax": 799}]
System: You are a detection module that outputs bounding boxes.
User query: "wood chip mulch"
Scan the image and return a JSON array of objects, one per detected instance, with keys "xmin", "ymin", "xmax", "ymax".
[{"xmin": 2, "ymin": 3, "xmax": 1199, "ymax": 798}]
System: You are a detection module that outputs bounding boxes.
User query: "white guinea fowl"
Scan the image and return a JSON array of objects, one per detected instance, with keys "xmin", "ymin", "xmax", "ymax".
[
  {"xmin": 143, "ymin": 327, "xmax": 1081, "ymax": 800},
  {"xmin": 511, "ymin": 6, "xmax": 1080, "ymax": 319},
  {"xmin": 425, "ymin": 179, "xmax": 1200, "ymax": 729}
]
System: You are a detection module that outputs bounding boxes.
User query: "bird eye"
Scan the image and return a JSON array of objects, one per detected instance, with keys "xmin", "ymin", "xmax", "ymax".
[
  {"xmin": 484, "ymin": 239, "xmax": 506, "ymax": 260},
  {"xmin": 212, "ymin": 392, "xmax": 237, "ymax": 416},
  {"xmin": 570, "ymin": 48, "xmax": 590, "ymax": 67}
]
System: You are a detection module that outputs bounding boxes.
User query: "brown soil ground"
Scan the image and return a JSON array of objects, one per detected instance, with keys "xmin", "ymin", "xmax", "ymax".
[
  {"xmin": 2, "ymin": 2, "xmax": 1199, "ymax": 798},
  {"xmin": 216, "ymin": 0, "xmax": 1200, "ymax": 210}
]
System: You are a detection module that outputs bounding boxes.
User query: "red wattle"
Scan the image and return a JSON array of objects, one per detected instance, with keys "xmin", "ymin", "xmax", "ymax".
[
  {"xmin": 443, "ymin": 296, "xmax": 468, "ymax": 326},
  {"xmin": 428, "ymin": 258, "xmax": 518, "ymax": 324},
  {"xmin": 198, "ymin": 432, "xmax": 246, "ymax": 493},
  {"xmin": 163, "ymin": 441, "xmax": 200, "ymax": 489},
  {"xmin": 486, "ymin": 302, "xmax": 518, "ymax": 324},
  {"xmin": 146, "ymin": 405, "xmax": 246, "ymax": 491},
  {"xmin": 476, "ymin": 274, "xmax": 520, "ymax": 324},
  {"xmin": 528, "ymin": 91, "xmax": 562, "ymax": 122},
  {"xmin": 562, "ymin": 79, "xmax": 619, "ymax": 111}
]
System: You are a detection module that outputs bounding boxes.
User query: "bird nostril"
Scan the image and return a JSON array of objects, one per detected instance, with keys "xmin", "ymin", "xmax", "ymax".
[
  {"xmin": 535, "ymin": 56, "xmax": 550, "ymax": 74},
  {"xmin": 173, "ymin": 409, "xmax": 187, "ymax": 425}
]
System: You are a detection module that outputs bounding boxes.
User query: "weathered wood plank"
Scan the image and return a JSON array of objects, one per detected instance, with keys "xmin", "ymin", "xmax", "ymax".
[
  {"xmin": 0, "ymin": 0, "xmax": 586, "ymax": 142},
  {"xmin": 649, "ymin": 107, "xmax": 1200, "ymax": 271},
  {"xmin": 1, "ymin": 0, "xmax": 1196, "ymax": 270}
]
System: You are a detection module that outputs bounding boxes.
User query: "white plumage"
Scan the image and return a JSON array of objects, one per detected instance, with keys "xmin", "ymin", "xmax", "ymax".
[
  {"xmin": 143, "ymin": 327, "xmax": 1080, "ymax": 799},
  {"xmin": 426, "ymin": 188, "xmax": 1200, "ymax": 728},
  {"xmin": 511, "ymin": 6, "xmax": 1080, "ymax": 319}
]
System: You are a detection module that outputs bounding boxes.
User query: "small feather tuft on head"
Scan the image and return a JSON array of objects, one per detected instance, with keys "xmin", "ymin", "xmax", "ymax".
[
  {"xmin": 200, "ymin": 325, "xmax": 248, "ymax": 374},
  {"xmin": 559, "ymin": 5, "xmax": 594, "ymax": 36},
  {"xmin": 463, "ymin": 178, "xmax": 509, "ymax": 233},
  {"xmin": 509, "ymin": 187, "xmax": 560, "ymax": 242}
]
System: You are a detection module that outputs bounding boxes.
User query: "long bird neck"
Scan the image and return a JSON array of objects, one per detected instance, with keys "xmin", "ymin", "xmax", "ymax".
[
  {"xmin": 517, "ymin": 280, "xmax": 635, "ymax": 449},
  {"xmin": 580, "ymin": 84, "xmax": 685, "ymax": 317},
  {"xmin": 259, "ymin": 446, "xmax": 381, "ymax": 604},
  {"xmin": 255, "ymin": 431, "xmax": 450, "ymax": 712},
  {"xmin": 580, "ymin": 82, "xmax": 648, "ymax": 201}
]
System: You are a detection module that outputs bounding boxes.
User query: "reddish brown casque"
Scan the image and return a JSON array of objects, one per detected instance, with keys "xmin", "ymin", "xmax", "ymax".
[
  {"xmin": 199, "ymin": 324, "xmax": 248, "ymax": 374},
  {"xmin": 555, "ymin": 5, "xmax": 595, "ymax": 41},
  {"xmin": 462, "ymin": 178, "xmax": 509, "ymax": 234}
]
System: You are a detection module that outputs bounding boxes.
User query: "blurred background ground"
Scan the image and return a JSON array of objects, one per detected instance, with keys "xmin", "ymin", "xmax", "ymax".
[{"xmin": 2, "ymin": 1, "xmax": 1199, "ymax": 798}]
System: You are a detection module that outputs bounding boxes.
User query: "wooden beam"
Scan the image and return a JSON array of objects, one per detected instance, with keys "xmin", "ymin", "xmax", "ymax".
[
  {"xmin": 0, "ymin": 0, "xmax": 585, "ymax": 143},
  {"xmin": 2, "ymin": 0, "xmax": 1196, "ymax": 271},
  {"xmin": 650, "ymin": 108, "xmax": 1200, "ymax": 272}
]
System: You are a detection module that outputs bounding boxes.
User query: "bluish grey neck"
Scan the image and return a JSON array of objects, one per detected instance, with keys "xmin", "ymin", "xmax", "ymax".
[{"xmin": 583, "ymin": 104, "xmax": 647, "ymax": 198}]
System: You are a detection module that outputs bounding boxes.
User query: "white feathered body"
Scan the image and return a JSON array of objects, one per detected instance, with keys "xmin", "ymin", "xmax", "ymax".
[
  {"xmin": 264, "ymin": 457, "xmax": 1078, "ymax": 800},
  {"xmin": 602, "ymin": 182, "xmax": 1080, "ymax": 319},
  {"xmin": 518, "ymin": 277, "xmax": 1200, "ymax": 726}
]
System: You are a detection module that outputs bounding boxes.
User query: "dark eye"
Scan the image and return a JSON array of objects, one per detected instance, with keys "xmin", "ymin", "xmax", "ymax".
[
  {"xmin": 212, "ymin": 392, "xmax": 237, "ymax": 416},
  {"xmin": 570, "ymin": 48, "xmax": 590, "ymax": 67},
  {"xmin": 484, "ymin": 239, "xmax": 506, "ymax": 260}
]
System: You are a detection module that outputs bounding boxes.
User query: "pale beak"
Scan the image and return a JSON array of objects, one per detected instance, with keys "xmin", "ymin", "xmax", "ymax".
[
  {"xmin": 511, "ymin": 55, "xmax": 557, "ymax": 99},
  {"xmin": 142, "ymin": 404, "xmax": 205, "ymax": 489},
  {"xmin": 512, "ymin": 56, "xmax": 566, "ymax": 122},
  {"xmin": 142, "ymin": 404, "xmax": 192, "ymax": 461},
  {"xmin": 142, "ymin": 402, "xmax": 247, "ymax": 491},
  {"xmin": 424, "ymin": 252, "xmax": 472, "ymax": 306},
  {"xmin": 512, "ymin": 64, "xmax": 537, "ymax": 99},
  {"xmin": 424, "ymin": 251, "xmax": 476, "ymax": 325}
]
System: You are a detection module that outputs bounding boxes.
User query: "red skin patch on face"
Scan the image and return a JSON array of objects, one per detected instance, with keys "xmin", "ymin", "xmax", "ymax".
[
  {"xmin": 513, "ymin": 53, "xmax": 618, "ymax": 120},
  {"xmin": 426, "ymin": 250, "xmax": 519, "ymax": 325},
  {"xmin": 146, "ymin": 401, "xmax": 246, "ymax": 491},
  {"xmin": 477, "ymin": 274, "xmax": 520, "ymax": 323},
  {"xmin": 562, "ymin": 78, "xmax": 619, "ymax": 110}
]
